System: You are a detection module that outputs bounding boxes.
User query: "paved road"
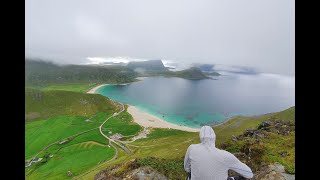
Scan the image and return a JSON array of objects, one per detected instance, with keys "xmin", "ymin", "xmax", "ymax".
[
  {"xmin": 73, "ymin": 101, "xmax": 129, "ymax": 180},
  {"xmin": 99, "ymin": 101, "xmax": 132, "ymax": 154}
]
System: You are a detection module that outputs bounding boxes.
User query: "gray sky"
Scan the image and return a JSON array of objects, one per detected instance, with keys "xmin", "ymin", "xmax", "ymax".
[{"xmin": 25, "ymin": 0, "xmax": 295, "ymax": 75}]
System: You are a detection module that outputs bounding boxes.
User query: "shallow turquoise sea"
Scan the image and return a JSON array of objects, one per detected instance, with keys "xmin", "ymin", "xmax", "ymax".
[{"xmin": 96, "ymin": 75, "xmax": 295, "ymax": 128}]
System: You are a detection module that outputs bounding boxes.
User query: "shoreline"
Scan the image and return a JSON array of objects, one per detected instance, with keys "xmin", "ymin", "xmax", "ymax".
[
  {"xmin": 127, "ymin": 105, "xmax": 200, "ymax": 132},
  {"xmin": 87, "ymin": 83, "xmax": 200, "ymax": 132},
  {"xmin": 87, "ymin": 84, "xmax": 109, "ymax": 94}
]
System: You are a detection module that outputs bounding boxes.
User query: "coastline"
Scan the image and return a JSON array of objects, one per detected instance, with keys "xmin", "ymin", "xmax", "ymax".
[
  {"xmin": 127, "ymin": 105, "xmax": 200, "ymax": 132},
  {"xmin": 87, "ymin": 83, "xmax": 200, "ymax": 132},
  {"xmin": 87, "ymin": 84, "xmax": 109, "ymax": 94}
]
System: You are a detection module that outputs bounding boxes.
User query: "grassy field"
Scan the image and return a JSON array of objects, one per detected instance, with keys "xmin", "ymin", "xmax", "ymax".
[
  {"xmin": 213, "ymin": 106, "xmax": 295, "ymax": 145},
  {"xmin": 40, "ymin": 83, "xmax": 98, "ymax": 93},
  {"xmin": 25, "ymin": 111, "xmax": 118, "ymax": 179},
  {"xmin": 25, "ymin": 88, "xmax": 141, "ymax": 179},
  {"xmin": 26, "ymin": 115, "xmax": 105, "ymax": 160},
  {"xmin": 102, "ymin": 111, "xmax": 142, "ymax": 136},
  {"xmin": 80, "ymin": 107, "xmax": 295, "ymax": 179},
  {"xmin": 25, "ymin": 88, "xmax": 118, "ymax": 121},
  {"xmin": 25, "ymin": 85, "xmax": 294, "ymax": 179},
  {"xmin": 26, "ymin": 142, "xmax": 115, "ymax": 180}
]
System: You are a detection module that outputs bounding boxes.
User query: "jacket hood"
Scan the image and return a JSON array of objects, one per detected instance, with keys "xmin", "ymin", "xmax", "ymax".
[{"xmin": 200, "ymin": 126, "xmax": 216, "ymax": 147}]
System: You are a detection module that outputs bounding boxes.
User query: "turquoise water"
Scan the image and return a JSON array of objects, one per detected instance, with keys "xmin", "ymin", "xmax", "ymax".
[{"xmin": 96, "ymin": 74, "xmax": 295, "ymax": 128}]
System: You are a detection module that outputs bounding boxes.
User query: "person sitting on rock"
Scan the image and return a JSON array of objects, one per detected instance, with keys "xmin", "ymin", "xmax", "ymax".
[{"xmin": 184, "ymin": 126, "xmax": 253, "ymax": 180}]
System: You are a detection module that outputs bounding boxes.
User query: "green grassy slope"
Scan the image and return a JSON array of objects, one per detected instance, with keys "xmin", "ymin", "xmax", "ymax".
[
  {"xmin": 40, "ymin": 83, "xmax": 98, "ymax": 93},
  {"xmin": 25, "ymin": 89, "xmax": 142, "ymax": 179},
  {"xmin": 25, "ymin": 88, "xmax": 118, "ymax": 121},
  {"xmin": 25, "ymin": 82, "xmax": 294, "ymax": 180},
  {"xmin": 102, "ymin": 111, "xmax": 142, "ymax": 136},
  {"xmin": 214, "ymin": 106, "xmax": 295, "ymax": 144},
  {"xmin": 25, "ymin": 114, "xmax": 110, "ymax": 160},
  {"xmin": 81, "ymin": 107, "xmax": 295, "ymax": 179},
  {"xmin": 26, "ymin": 142, "xmax": 115, "ymax": 180}
]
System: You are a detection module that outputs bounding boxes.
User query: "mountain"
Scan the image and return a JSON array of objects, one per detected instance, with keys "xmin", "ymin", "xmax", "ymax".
[
  {"xmin": 192, "ymin": 63, "xmax": 214, "ymax": 72},
  {"xmin": 25, "ymin": 59, "xmax": 138, "ymax": 86},
  {"xmin": 26, "ymin": 59, "xmax": 212, "ymax": 84},
  {"xmin": 127, "ymin": 60, "xmax": 167, "ymax": 72},
  {"xmin": 204, "ymin": 71, "xmax": 221, "ymax": 76},
  {"xmin": 25, "ymin": 88, "xmax": 119, "ymax": 121},
  {"xmin": 186, "ymin": 63, "xmax": 220, "ymax": 76},
  {"xmin": 173, "ymin": 67, "xmax": 210, "ymax": 80}
]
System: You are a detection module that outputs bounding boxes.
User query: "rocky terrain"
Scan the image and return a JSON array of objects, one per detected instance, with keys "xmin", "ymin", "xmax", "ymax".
[
  {"xmin": 95, "ymin": 119, "xmax": 295, "ymax": 180},
  {"xmin": 224, "ymin": 119, "xmax": 295, "ymax": 179}
]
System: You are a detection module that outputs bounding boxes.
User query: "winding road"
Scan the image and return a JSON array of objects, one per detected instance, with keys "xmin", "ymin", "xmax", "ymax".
[
  {"xmin": 72, "ymin": 101, "xmax": 132, "ymax": 179},
  {"xmin": 98, "ymin": 101, "xmax": 132, "ymax": 154},
  {"xmin": 27, "ymin": 87, "xmax": 139, "ymax": 179}
]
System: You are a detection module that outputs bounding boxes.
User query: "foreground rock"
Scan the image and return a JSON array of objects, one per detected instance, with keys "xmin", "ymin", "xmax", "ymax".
[
  {"xmin": 224, "ymin": 119, "xmax": 295, "ymax": 179},
  {"xmin": 96, "ymin": 119, "xmax": 295, "ymax": 180},
  {"xmin": 252, "ymin": 163, "xmax": 295, "ymax": 180},
  {"xmin": 95, "ymin": 159, "xmax": 167, "ymax": 180}
]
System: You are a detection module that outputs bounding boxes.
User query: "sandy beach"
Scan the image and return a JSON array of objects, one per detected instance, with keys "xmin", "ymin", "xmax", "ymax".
[
  {"xmin": 87, "ymin": 84, "xmax": 109, "ymax": 94},
  {"xmin": 87, "ymin": 83, "xmax": 199, "ymax": 132},
  {"xmin": 127, "ymin": 105, "xmax": 200, "ymax": 132}
]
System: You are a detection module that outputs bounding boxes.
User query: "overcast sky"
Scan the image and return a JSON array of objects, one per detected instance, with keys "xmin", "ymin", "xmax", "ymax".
[{"xmin": 25, "ymin": 0, "xmax": 295, "ymax": 75}]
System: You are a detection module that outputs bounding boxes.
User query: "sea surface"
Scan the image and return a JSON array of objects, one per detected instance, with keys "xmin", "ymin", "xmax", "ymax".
[{"xmin": 96, "ymin": 73, "xmax": 295, "ymax": 128}]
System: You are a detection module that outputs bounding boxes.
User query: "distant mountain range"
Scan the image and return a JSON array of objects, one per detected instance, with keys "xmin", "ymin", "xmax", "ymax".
[{"xmin": 26, "ymin": 59, "xmax": 221, "ymax": 85}]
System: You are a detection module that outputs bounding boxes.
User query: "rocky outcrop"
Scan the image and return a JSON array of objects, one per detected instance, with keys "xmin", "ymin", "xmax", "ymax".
[
  {"xmin": 231, "ymin": 120, "xmax": 295, "ymax": 142},
  {"xmin": 96, "ymin": 120, "xmax": 295, "ymax": 180},
  {"xmin": 252, "ymin": 163, "xmax": 295, "ymax": 180},
  {"xmin": 94, "ymin": 159, "xmax": 168, "ymax": 180},
  {"xmin": 223, "ymin": 119, "xmax": 295, "ymax": 179}
]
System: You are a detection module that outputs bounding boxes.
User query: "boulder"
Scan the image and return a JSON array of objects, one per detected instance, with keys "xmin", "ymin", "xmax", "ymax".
[
  {"xmin": 252, "ymin": 163, "xmax": 295, "ymax": 180},
  {"xmin": 231, "ymin": 135, "xmax": 238, "ymax": 141}
]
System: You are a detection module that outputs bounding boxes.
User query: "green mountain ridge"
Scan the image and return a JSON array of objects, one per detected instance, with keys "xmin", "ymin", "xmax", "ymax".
[
  {"xmin": 26, "ymin": 59, "xmax": 216, "ymax": 84},
  {"xmin": 25, "ymin": 88, "xmax": 119, "ymax": 121}
]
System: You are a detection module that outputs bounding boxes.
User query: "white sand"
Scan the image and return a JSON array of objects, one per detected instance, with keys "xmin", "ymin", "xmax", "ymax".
[
  {"xmin": 87, "ymin": 83, "xmax": 200, "ymax": 132},
  {"xmin": 87, "ymin": 84, "xmax": 109, "ymax": 94},
  {"xmin": 127, "ymin": 105, "xmax": 200, "ymax": 132}
]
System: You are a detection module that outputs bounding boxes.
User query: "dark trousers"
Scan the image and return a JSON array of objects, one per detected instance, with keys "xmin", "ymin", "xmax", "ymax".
[{"xmin": 227, "ymin": 175, "xmax": 246, "ymax": 180}]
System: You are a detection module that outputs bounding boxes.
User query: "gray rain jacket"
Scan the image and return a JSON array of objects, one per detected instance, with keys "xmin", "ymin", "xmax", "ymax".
[{"xmin": 184, "ymin": 126, "xmax": 253, "ymax": 180}]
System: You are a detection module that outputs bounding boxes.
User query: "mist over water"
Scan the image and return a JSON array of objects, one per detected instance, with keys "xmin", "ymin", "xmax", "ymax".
[{"xmin": 96, "ymin": 73, "xmax": 294, "ymax": 128}]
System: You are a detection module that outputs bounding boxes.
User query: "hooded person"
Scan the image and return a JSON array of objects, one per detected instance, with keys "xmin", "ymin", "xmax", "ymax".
[{"xmin": 184, "ymin": 126, "xmax": 253, "ymax": 180}]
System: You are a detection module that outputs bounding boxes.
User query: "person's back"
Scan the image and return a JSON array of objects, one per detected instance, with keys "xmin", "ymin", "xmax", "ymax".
[{"xmin": 184, "ymin": 126, "xmax": 253, "ymax": 180}]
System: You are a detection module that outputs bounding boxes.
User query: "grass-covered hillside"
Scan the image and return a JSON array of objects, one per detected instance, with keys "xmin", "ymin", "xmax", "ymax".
[
  {"xmin": 25, "ymin": 88, "xmax": 119, "ymax": 121},
  {"xmin": 89, "ymin": 107, "xmax": 295, "ymax": 180},
  {"xmin": 25, "ymin": 76, "xmax": 294, "ymax": 179},
  {"xmin": 25, "ymin": 89, "xmax": 142, "ymax": 179}
]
